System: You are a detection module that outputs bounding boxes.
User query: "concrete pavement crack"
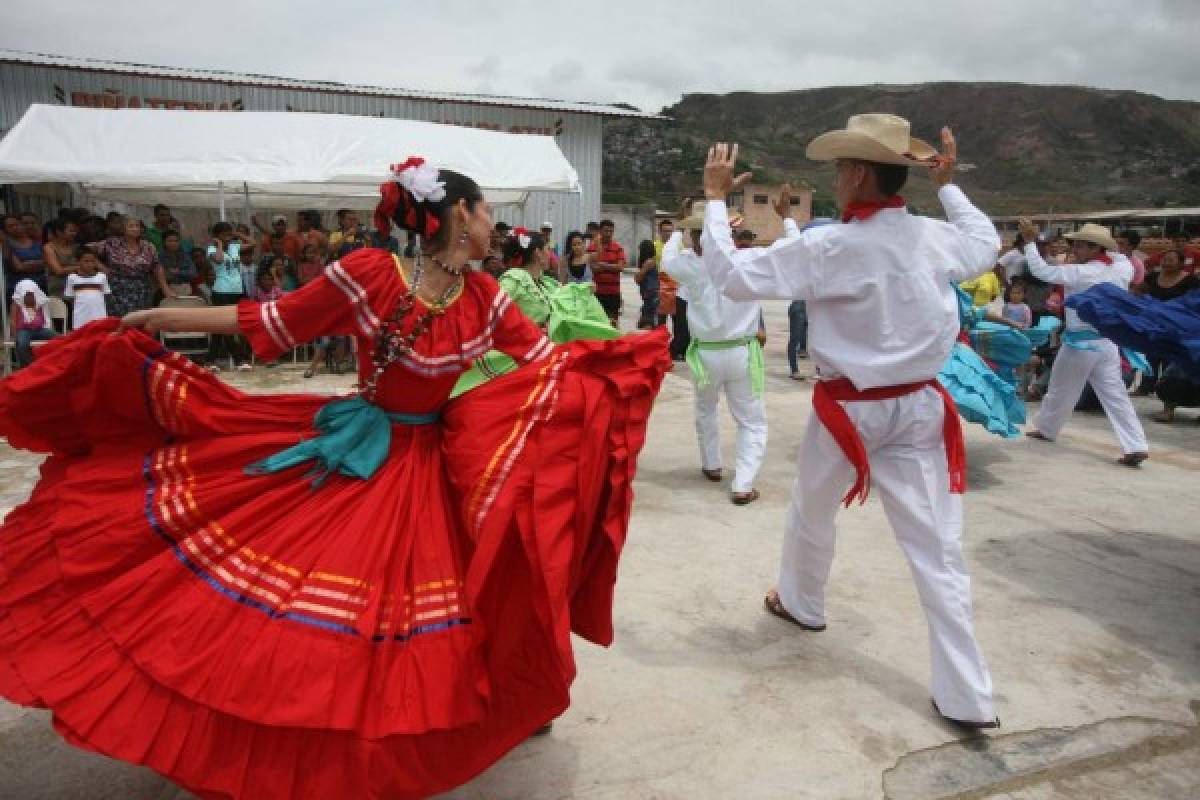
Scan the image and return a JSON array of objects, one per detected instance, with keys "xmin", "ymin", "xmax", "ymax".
[{"xmin": 881, "ymin": 700, "xmax": 1200, "ymax": 800}]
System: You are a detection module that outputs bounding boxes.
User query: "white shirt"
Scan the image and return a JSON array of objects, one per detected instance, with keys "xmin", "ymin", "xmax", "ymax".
[
  {"xmin": 1023, "ymin": 244, "xmax": 1133, "ymax": 332},
  {"xmin": 662, "ymin": 219, "xmax": 800, "ymax": 342},
  {"xmin": 997, "ymin": 249, "xmax": 1026, "ymax": 281},
  {"xmin": 700, "ymin": 186, "xmax": 1000, "ymax": 389},
  {"xmin": 64, "ymin": 272, "xmax": 111, "ymax": 328}
]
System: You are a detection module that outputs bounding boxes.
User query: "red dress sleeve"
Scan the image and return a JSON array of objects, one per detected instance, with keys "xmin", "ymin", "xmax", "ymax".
[
  {"xmin": 489, "ymin": 280, "xmax": 554, "ymax": 365},
  {"xmin": 237, "ymin": 248, "xmax": 397, "ymax": 362}
]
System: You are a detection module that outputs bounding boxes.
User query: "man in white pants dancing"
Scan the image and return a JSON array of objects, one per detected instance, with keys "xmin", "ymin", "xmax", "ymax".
[
  {"xmin": 663, "ymin": 199, "xmax": 796, "ymax": 504},
  {"xmin": 1020, "ymin": 221, "xmax": 1150, "ymax": 466},
  {"xmin": 700, "ymin": 115, "xmax": 1000, "ymax": 728}
]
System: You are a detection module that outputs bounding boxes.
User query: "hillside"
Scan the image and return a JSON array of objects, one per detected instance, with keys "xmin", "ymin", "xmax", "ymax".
[{"xmin": 603, "ymin": 82, "xmax": 1200, "ymax": 216}]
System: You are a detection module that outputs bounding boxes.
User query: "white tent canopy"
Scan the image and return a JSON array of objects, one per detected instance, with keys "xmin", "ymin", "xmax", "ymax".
[{"xmin": 0, "ymin": 104, "xmax": 582, "ymax": 209}]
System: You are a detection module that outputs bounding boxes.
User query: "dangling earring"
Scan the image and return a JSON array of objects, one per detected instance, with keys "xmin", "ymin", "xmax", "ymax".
[{"xmin": 458, "ymin": 231, "xmax": 468, "ymax": 244}]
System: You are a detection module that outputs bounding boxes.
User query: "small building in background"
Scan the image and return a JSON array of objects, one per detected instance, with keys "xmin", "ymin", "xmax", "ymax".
[{"xmin": 678, "ymin": 183, "xmax": 814, "ymax": 244}]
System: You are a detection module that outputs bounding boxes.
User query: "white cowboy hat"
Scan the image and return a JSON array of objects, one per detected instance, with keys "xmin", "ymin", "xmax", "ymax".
[
  {"xmin": 680, "ymin": 202, "xmax": 742, "ymax": 231},
  {"xmin": 1064, "ymin": 223, "xmax": 1118, "ymax": 252},
  {"xmin": 806, "ymin": 113, "xmax": 938, "ymax": 167}
]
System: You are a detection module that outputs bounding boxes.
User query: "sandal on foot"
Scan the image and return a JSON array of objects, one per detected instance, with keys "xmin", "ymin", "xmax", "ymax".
[
  {"xmin": 932, "ymin": 699, "xmax": 1000, "ymax": 731},
  {"xmin": 732, "ymin": 489, "xmax": 760, "ymax": 506},
  {"xmin": 701, "ymin": 468, "xmax": 723, "ymax": 482},
  {"xmin": 1025, "ymin": 430, "xmax": 1051, "ymax": 441},
  {"xmin": 1117, "ymin": 451, "xmax": 1148, "ymax": 468},
  {"xmin": 763, "ymin": 589, "xmax": 825, "ymax": 631}
]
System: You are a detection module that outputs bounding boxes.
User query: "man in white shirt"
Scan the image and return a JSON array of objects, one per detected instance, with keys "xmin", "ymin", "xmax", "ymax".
[
  {"xmin": 662, "ymin": 198, "xmax": 798, "ymax": 504},
  {"xmin": 1020, "ymin": 221, "xmax": 1149, "ymax": 466},
  {"xmin": 700, "ymin": 114, "xmax": 1000, "ymax": 729}
]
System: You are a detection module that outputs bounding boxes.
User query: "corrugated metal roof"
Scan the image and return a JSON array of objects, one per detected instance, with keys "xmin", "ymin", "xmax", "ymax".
[{"xmin": 0, "ymin": 48, "xmax": 665, "ymax": 120}]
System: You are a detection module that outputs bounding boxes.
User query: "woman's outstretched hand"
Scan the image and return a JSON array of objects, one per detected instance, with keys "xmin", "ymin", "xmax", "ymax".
[{"xmin": 116, "ymin": 309, "xmax": 163, "ymax": 334}]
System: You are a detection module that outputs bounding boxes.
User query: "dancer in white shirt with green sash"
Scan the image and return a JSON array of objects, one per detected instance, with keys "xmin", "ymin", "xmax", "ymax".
[{"xmin": 662, "ymin": 197, "xmax": 799, "ymax": 504}]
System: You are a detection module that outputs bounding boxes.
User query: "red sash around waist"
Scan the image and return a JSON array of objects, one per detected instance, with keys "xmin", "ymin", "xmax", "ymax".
[{"xmin": 812, "ymin": 377, "xmax": 966, "ymax": 507}]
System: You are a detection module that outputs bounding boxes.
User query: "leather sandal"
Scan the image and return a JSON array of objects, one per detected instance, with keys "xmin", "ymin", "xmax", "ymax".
[
  {"xmin": 1116, "ymin": 452, "xmax": 1149, "ymax": 468},
  {"xmin": 701, "ymin": 468, "xmax": 723, "ymax": 482},
  {"xmin": 1025, "ymin": 430, "xmax": 1051, "ymax": 441},
  {"xmin": 763, "ymin": 589, "xmax": 826, "ymax": 631},
  {"xmin": 732, "ymin": 489, "xmax": 760, "ymax": 506}
]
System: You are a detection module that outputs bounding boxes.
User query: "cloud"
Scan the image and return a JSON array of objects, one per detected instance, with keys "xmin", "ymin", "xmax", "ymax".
[{"xmin": 0, "ymin": 0, "xmax": 1195, "ymax": 112}]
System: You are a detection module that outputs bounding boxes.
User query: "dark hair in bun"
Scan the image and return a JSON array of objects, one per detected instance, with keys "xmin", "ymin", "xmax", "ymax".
[
  {"xmin": 375, "ymin": 166, "xmax": 483, "ymax": 252},
  {"xmin": 502, "ymin": 228, "xmax": 546, "ymax": 268}
]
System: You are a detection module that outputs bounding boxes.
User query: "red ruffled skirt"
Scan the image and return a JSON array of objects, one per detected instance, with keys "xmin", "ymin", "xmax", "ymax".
[{"xmin": 0, "ymin": 321, "xmax": 670, "ymax": 799}]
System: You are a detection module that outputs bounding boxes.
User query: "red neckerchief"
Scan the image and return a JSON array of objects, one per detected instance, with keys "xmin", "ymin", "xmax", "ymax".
[
  {"xmin": 1094, "ymin": 252, "xmax": 1113, "ymax": 265},
  {"xmin": 841, "ymin": 195, "xmax": 906, "ymax": 223},
  {"xmin": 812, "ymin": 378, "xmax": 966, "ymax": 507}
]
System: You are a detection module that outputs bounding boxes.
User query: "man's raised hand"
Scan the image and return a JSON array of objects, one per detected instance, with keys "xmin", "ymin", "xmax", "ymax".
[
  {"xmin": 773, "ymin": 184, "xmax": 794, "ymax": 220},
  {"xmin": 704, "ymin": 143, "xmax": 753, "ymax": 201},
  {"xmin": 929, "ymin": 127, "xmax": 957, "ymax": 188}
]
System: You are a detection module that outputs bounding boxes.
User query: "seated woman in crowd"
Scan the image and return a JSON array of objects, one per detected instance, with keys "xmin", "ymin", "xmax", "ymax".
[
  {"xmin": 157, "ymin": 230, "xmax": 196, "ymax": 300},
  {"xmin": 9, "ymin": 279, "xmax": 57, "ymax": 368}
]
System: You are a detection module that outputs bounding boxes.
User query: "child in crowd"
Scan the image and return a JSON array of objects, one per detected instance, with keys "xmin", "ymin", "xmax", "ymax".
[
  {"xmin": 189, "ymin": 248, "xmax": 213, "ymax": 301},
  {"xmin": 252, "ymin": 267, "xmax": 283, "ymax": 303},
  {"xmin": 63, "ymin": 250, "xmax": 112, "ymax": 329},
  {"xmin": 1002, "ymin": 280, "xmax": 1032, "ymax": 329},
  {"xmin": 9, "ymin": 279, "xmax": 57, "ymax": 368},
  {"xmin": 252, "ymin": 268, "xmax": 284, "ymax": 368},
  {"xmin": 238, "ymin": 239, "xmax": 258, "ymax": 298},
  {"xmin": 296, "ymin": 244, "xmax": 324, "ymax": 287}
]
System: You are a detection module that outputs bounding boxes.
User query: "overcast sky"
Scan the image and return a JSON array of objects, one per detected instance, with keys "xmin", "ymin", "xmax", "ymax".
[{"xmin": 3, "ymin": 0, "xmax": 1198, "ymax": 111}]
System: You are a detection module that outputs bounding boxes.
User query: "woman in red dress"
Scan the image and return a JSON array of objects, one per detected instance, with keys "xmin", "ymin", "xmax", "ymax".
[{"xmin": 0, "ymin": 160, "xmax": 671, "ymax": 799}]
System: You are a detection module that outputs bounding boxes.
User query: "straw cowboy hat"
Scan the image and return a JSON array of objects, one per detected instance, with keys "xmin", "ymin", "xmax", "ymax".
[
  {"xmin": 680, "ymin": 202, "xmax": 742, "ymax": 231},
  {"xmin": 806, "ymin": 113, "xmax": 938, "ymax": 167},
  {"xmin": 1064, "ymin": 223, "xmax": 1118, "ymax": 252}
]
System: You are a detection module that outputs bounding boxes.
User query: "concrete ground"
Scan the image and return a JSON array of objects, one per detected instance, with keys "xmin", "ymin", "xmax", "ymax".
[{"xmin": 0, "ymin": 289, "xmax": 1197, "ymax": 799}]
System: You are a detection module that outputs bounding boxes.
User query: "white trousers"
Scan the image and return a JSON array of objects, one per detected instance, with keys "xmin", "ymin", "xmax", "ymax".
[
  {"xmin": 1035, "ymin": 339, "xmax": 1148, "ymax": 454},
  {"xmin": 692, "ymin": 345, "xmax": 768, "ymax": 493},
  {"xmin": 777, "ymin": 387, "xmax": 995, "ymax": 723}
]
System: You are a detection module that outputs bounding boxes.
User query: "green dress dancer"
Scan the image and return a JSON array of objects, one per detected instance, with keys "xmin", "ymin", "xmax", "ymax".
[{"xmin": 451, "ymin": 266, "xmax": 617, "ymax": 398}]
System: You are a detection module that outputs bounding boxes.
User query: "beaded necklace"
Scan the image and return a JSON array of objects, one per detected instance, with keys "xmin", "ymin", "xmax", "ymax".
[{"xmin": 360, "ymin": 257, "xmax": 462, "ymax": 402}]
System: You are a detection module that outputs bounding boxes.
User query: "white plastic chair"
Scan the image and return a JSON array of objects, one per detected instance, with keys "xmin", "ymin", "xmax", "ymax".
[{"xmin": 157, "ymin": 295, "xmax": 211, "ymax": 359}]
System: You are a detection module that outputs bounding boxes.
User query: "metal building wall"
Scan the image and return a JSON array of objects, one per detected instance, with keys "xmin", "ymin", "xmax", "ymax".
[{"xmin": 0, "ymin": 61, "xmax": 603, "ymax": 235}]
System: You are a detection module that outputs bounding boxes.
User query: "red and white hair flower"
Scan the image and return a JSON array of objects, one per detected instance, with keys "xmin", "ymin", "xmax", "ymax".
[{"xmin": 390, "ymin": 157, "xmax": 446, "ymax": 204}]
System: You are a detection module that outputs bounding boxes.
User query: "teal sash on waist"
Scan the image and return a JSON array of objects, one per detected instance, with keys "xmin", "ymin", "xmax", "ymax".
[
  {"xmin": 245, "ymin": 396, "xmax": 438, "ymax": 488},
  {"xmin": 1062, "ymin": 329, "xmax": 1103, "ymax": 351}
]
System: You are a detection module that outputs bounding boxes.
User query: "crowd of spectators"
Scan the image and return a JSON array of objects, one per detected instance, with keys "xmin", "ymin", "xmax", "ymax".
[{"xmin": 1, "ymin": 204, "xmax": 408, "ymax": 374}]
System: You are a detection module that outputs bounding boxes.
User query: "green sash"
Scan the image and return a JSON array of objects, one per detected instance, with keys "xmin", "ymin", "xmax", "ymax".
[{"xmin": 685, "ymin": 336, "xmax": 765, "ymax": 396}]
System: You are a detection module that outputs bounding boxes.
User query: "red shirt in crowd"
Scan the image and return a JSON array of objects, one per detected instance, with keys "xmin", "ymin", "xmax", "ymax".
[
  {"xmin": 260, "ymin": 232, "xmax": 302, "ymax": 261},
  {"xmin": 588, "ymin": 239, "xmax": 626, "ymax": 296}
]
